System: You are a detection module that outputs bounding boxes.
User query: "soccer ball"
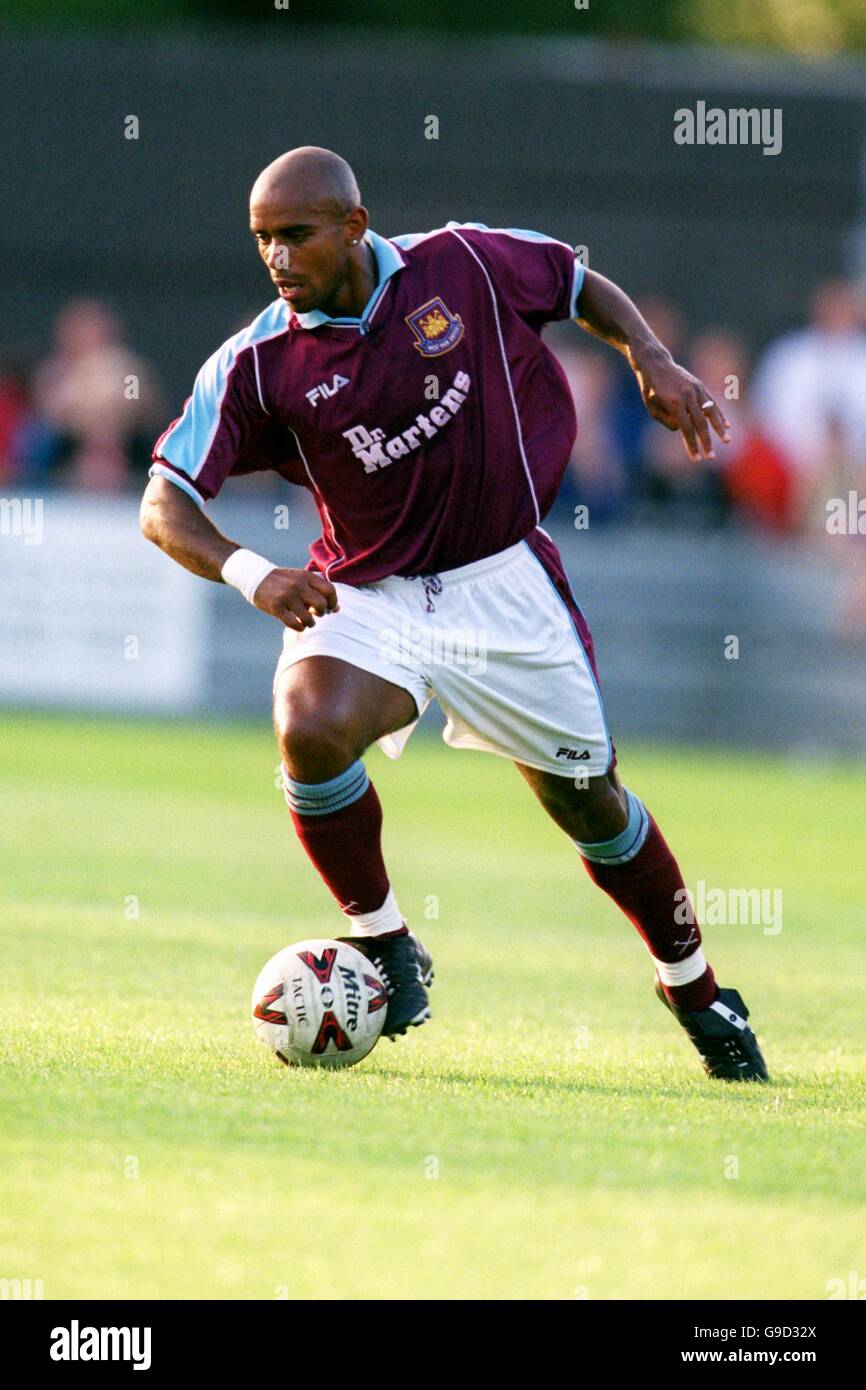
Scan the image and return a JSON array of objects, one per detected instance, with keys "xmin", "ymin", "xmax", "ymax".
[{"xmin": 251, "ymin": 939, "xmax": 389, "ymax": 1068}]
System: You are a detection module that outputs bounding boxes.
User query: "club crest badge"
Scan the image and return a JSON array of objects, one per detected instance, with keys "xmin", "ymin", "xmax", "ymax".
[{"xmin": 405, "ymin": 297, "xmax": 465, "ymax": 356}]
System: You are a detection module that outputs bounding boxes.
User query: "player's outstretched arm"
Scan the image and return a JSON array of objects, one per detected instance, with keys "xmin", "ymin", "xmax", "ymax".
[
  {"xmin": 139, "ymin": 475, "xmax": 338, "ymax": 631},
  {"xmin": 574, "ymin": 268, "xmax": 730, "ymax": 462}
]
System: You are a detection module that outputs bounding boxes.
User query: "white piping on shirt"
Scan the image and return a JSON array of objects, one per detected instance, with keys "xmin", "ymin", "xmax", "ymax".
[
  {"xmin": 252, "ymin": 342, "xmax": 270, "ymax": 415},
  {"xmin": 286, "ymin": 424, "xmax": 346, "ymax": 580},
  {"xmin": 363, "ymin": 276, "xmax": 394, "ymax": 330},
  {"xmin": 447, "ymin": 228, "xmax": 541, "ymax": 527}
]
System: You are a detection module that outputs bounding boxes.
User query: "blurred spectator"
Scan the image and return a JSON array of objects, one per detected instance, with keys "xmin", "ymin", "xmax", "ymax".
[
  {"xmin": 724, "ymin": 428, "xmax": 795, "ymax": 534},
  {"xmin": 812, "ymin": 412, "xmax": 866, "ymax": 638},
  {"xmin": 547, "ymin": 327, "xmax": 627, "ymax": 524},
  {"xmin": 33, "ymin": 299, "xmax": 163, "ymax": 491},
  {"xmin": 0, "ymin": 354, "xmax": 59, "ymax": 487},
  {"xmin": 607, "ymin": 295, "xmax": 686, "ymax": 510},
  {"xmin": 551, "ymin": 306, "xmax": 795, "ymax": 531},
  {"xmin": 751, "ymin": 280, "xmax": 866, "ymax": 529},
  {"xmin": 690, "ymin": 329, "xmax": 795, "ymax": 534},
  {"xmin": 640, "ymin": 323, "xmax": 735, "ymax": 527},
  {"xmin": 0, "ymin": 357, "xmax": 33, "ymax": 486},
  {"xmin": 836, "ymin": 549, "xmax": 866, "ymax": 639}
]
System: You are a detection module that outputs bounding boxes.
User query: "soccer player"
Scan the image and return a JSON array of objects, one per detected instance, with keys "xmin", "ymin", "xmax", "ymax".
[{"xmin": 141, "ymin": 146, "xmax": 767, "ymax": 1080}]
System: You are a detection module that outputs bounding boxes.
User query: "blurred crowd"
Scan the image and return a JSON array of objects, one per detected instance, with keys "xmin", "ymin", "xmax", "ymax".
[
  {"xmin": 0, "ymin": 300, "xmax": 163, "ymax": 494},
  {"xmin": 3, "ymin": 282, "xmax": 866, "ymax": 557},
  {"xmin": 549, "ymin": 278, "xmax": 866, "ymax": 543}
]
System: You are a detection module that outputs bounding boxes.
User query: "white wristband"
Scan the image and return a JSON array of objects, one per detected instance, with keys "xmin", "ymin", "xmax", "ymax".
[{"xmin": 221, "ymin": 548, "xmax": 277, "ymax": 604}]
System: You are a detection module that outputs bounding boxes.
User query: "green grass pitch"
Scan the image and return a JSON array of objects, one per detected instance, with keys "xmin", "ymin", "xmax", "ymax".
[{"xmin": 1, "ymin": 711, "xmax": 865, "ymax": 1300}]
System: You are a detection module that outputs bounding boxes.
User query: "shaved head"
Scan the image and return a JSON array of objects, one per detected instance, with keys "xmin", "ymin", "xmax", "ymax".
[
  {"xmin": 248, "ymin": 147, "xmax": 371, "ymax": 318},
  {"xmin": 250, "ymin": 146, "xmax": 361, "ymax": 221}
]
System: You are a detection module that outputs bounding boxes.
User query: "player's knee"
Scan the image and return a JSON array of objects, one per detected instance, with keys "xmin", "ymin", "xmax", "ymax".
[
  {"xmin": 274, "ymin": 694, "xmax": 360, "ymax": 779},
  {"xmin": 563, "ymin": 775, "xmax": 628, "ymax": 841}
]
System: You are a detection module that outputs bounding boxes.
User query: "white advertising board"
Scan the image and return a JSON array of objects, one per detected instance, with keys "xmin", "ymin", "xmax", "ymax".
[{"xmin": 0, "ymin": 493, "xmax": 207, "ymax": 711}]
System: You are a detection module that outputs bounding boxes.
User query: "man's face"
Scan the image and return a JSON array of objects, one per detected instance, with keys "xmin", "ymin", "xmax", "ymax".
[{"xmin": 249, "ymin": 191, "xmax": 360, "ymax": 316}]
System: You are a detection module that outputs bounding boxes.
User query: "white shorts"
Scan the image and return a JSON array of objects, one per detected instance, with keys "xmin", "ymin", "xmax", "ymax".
[{"xmin": 273, "ymin": 532, "xmax": 614, "ymax": 778}]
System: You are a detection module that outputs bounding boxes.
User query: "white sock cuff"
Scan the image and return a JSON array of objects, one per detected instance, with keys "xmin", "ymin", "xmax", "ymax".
[
  {"xmin": 652, "ymin": 948, "xmax": 708, "ymax": 987},
  {"xmin": 342, "ymin": 887, "xmax": 405, "ymax": 937}
]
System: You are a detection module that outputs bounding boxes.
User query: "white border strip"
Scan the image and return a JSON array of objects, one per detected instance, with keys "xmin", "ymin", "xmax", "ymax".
[
  {"xmin": 149, "ymin": 461, "xmax": 207, "ymax": 509},
  {"xmin": 448, "ymin": 228, "xmax": 540, "ymax": 526},
  {"xmin": 286, "ymin": 424, "xmax": 347, "ymax": 580}
]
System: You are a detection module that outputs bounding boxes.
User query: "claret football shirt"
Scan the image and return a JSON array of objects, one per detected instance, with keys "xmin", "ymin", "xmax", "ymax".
[{"xmin": 150, "ymin": 223, "xmax": 584, "ymax": 584}]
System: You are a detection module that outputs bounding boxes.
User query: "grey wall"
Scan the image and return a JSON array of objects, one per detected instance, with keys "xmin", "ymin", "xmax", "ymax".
[
  {"xmin": 3, "ymin": 27, "xmax": 865, "ymax": 404},
  {"xmin": 2, "ymin": 474, "xmax": 859, "ymax": 752}
]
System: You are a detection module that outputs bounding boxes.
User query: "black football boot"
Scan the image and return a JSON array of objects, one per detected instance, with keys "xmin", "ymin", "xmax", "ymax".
[
  {"xmin": 351, "ymin": 930, "xmax": 432, "ymax": 1038},
  {"xmin": 655, "ymin": 977, "xmax": 769, "ymax": 1081}
]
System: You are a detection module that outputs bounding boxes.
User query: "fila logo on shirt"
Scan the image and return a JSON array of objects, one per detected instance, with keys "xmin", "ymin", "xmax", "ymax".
[
  {"xmin": 342, "ymin": 370, "xmax": 472, "ymax": 473},
  {"xmin": 306, "ymin": 374, "xmax": 350, "ymax": 407}
]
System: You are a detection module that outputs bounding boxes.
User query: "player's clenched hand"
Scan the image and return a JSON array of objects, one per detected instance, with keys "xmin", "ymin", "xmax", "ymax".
[
  {"xmin": 631, "ymin": 345, "xmax": 731, "ymax": 463},
  {"xmin": 253, "ymin": 568, "xmax": 339, "ymax": 631}
]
